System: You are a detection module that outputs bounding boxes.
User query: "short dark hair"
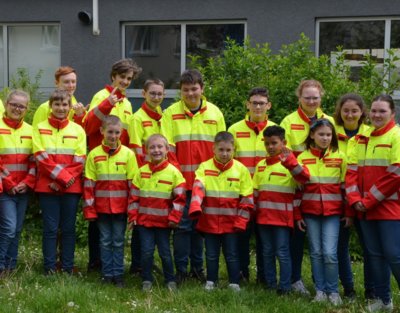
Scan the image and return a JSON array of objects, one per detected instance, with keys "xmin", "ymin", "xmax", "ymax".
[
  {"xmin": 180, "ymin": 69, "xmax": 203, "ymax": 88},
  {"xmin": 248, "ymin": 87, "xmax": 270, "ymax": 102},
  {"xmin": 371, "ymin": 94, "xmax": 395, "ymax": 112},
  {"xmin": 49, "ymin": 89, "xmax": 71, "ymax": 107},
  {"xmin": 263, "ymin": 125, "xmax": 285, "ymax": 140},
  {"xmin": 303, "ymin": 118, "xmax": 339, "ymax": 153},
  {"xmin": 110, "ymin": 58, "xmax": 142, "ymax": 82},
  {"xmin": 144, "ymin": 78, "xmax": 164, "ymax": 91},
  {"xmin": 214, "ymin": 131, "xmax": 234, "ymax": 145},
  {"xmin": 333, "ymin": 93, "xmax": 367, "ymax": 126}
]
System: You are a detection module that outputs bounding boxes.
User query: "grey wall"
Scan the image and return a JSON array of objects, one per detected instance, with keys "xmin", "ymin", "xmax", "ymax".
[{"xmin": 0, "ymin": 0, "xmax": 399, "ymax": 103}]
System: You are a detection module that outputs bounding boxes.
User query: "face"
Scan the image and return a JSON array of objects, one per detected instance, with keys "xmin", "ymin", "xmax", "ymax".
[
  {"xmin": 370, "ymin": 100, "xmax": 395, "ymax": 129},
  {"xmin": 264, "ymin": 136, "xmax": 286, "ymax": 157},
  {"xmin": 299, "ymin": 87, "xmax": 322, "ymax": 117},
  {"xmin": 112, "ymin": 71, "xmax": 134, "ymax": 92},
  {"xmin": 246, "ymin": 95, "xmax": 271, "ymax": 122},
  {"xmin": 142, "ymin": 84, "xmax": 165, "ymax": 111},
  {"xmin": 341, "ymin": 100, "xmax": 363, "ymax": 129},
  {"xmin": 49, "ymin": 98, "xmax": 71, "ymax": 120},
  {"xmin": 310, "ymin": 124, "xmax": 332, "ymax": 150},
  {"xmin": 100, "ymin": 124, "xmax": 122, "ymax": 148},
  {"xmin": 147, "ymin": 138, "xmax": 169, "ymax": 165},
  {"xmin": 213, "ymin": 141, "xmax": 234, "ymax": 165},
  {"xmin": 181, "ymin": 83, "xmax": 204, "ymax": 109},
  {"xmin": 5, "ymin": 95, "xmax": 28, "ymax": 121},
  {"xmin": 55, "ymin": 72, "xmax": 77, "ymax": 95}
]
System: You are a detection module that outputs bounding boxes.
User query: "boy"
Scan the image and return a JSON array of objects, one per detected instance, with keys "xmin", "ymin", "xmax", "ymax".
[
  {"xmin": 128, "ymin": 134, "xmax": 186, "ymax": 292},
  {"xmin": 253, "ymin": 125, "xmax": 301, "ymax": 295},
  {"xmin": 161, "ymin": 69, "xmax": 226, "ymax": 283},
  {"xmin": 83, "ymin": 115, "xmax": 138, "ymax": 288},
  {"xmin": 228, "ymin": 86, "xmax": 276, "ymax": 283},
  {"xmin": 189, "ymin": 131, "xmax": 253, "ymax": 291}
]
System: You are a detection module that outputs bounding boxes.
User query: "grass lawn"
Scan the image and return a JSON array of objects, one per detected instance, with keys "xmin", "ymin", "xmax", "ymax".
[{"xmin": 1, "ymin": 237, "xmax": 399, "ymax": 313}]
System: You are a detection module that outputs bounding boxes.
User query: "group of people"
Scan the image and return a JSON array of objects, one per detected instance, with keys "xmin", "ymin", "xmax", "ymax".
[{"xmin": 0, "ymin": 57, "xmax": 399, "ymax": 312}]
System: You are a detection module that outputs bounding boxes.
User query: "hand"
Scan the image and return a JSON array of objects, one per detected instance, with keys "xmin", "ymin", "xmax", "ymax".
[
  {"xmin": 48, "ymin": 182, "xmax": 59, "ymax": 192},
  {"xmin": 296, "ymin": 219, "xmax": 307, "ymax": 232},
  {"xmin": 66, "ymin": 177, "xmax": 75, "ymax": 188},
  {"xmin": 7, "ymin": 186, "xmax": 17, "ymax": 196},
  {"xmin": 16, "ymin": 182, "xmax": 28, "ymax": 194},
  {"xmin": 108, "ymin": 87, "xmax": 123, "ymax": 106},
  {"xmin": 73, "ymin": 102, "xmax": 89, "ymax": 117},
  {"xmin": 279, "ymin": 146, "xmax": 292, "ymax": 163},
  {"xmin": 88, "ymin": 218, "xmax": 96, "ymax": 222},
  {"xmin": 353, "ymin": 201, "xmax": 367, "ymax": 212},
  {"xmin": 341, "ymin": 216, "xmax": 354, "ymax": 228},
  {"xmin": 127, "ymin": 221, "xmax": 137, "ymax": 232},
  {"xmin": 168, "ymin": 221, "xmax": 178, "ymax": 228}
]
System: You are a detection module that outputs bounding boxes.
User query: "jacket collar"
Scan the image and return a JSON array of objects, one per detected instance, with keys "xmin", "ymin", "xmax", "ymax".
[
  {"xmin": 48, "ymin": 114, "xmax": 69, "ymax": 130},
  {"xmin": 310, "ymin": 145, "xmax": 331, "ymax": 159},
  {"xmin": 105, "ymin": 84, "xmax": 126, "ymax": 102},
  {"xmin": 265, "ymin": 153, "xmax": 282, "ymax": 166},
  {"xmin": 371, "ymin": 119, "xmax": 396, "ymax": 137},
  {"xmin": 2, "ymin": 114, "xmax": 24, "ymax": 130},
  {"xmin": 213, "ymin": 156, "xmax": 234, "ymax": 173},
  {"xmin": 182, "ymin": 95, "xmax": 208, "ymax": 118},
  {"xmin": 245, "ymin": 113, "xmax": 269, "ymax": 135},
  {"xmin": 297, "ymin": 105, "xmax": 325, "ymax": 125},
  {"xmin": 141, "ymin": 102, "xmax": 162, "ymax": 121},
  {"xmin": 101, "ymin": 140, "xmax": 122, "ymax": 156},
  {"xmin": 149, "ymin": 158, "xmax": 169, "ymax": 173},
  {"xmin": 337, "ymin": 123, "xmax": 368, "ymax": 141}
]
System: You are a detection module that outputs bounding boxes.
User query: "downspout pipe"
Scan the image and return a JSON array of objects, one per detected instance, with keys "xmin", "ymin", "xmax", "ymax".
[{"xmin": 93, "ymin": 0, "xmax": 100, "ymax": 35}]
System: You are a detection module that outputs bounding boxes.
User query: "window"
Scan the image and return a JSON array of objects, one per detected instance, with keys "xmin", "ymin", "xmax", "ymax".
[{"xmin": 0, "ymin": 24, "xmax": 61, "ymax": 89}]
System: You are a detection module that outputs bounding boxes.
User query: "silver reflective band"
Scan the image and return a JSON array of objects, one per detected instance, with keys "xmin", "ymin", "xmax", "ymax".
[
  {"xmin": 191, "ymin": 195, "xmax": 203, "ymax": 204},
  {"xmin": 347, "ymin": 164, "xmax": 358, "ymax": 172},
  {"xmin": 193, "ymin": 181, "xmax": 205, "ymax": 194},
  {"xmin": 290, "ymin": 164, "xmax": 303, "ymax": 176},
  {"xmin": 302, "ymin": 193, "xmax": 342, "ymax": 201},
  {"xmin": 83, "ymin": 199, "xmax": 94, "ymax": 207},
  {"xmin": 387, "ymin": 165, "xmax": 400, "ymax": 177},
  {"xmin": 28, "ymin": 168, "xmax": 36, "ymax": 175},
  {"xmin": 293, "ymin": 199, "xmax": 301, "ymax": 207},
  {"xmin": 50, "ymin": 164, "xmax": 67, "ymax": 180},
  {"xmin": 365, "ymin": 158, "xmax": 391, "ymax": 167},
  {"xmin": 0, "ymin": 147, "xmax": 31, "ymax": 154},
  {"xmin": 206, "ymin": 190, "xmax": 240, "ymax": 199},
  {"xmin": 98, "ymin": 174, "xmax": 127, "ymax": 181},
  {"xmin": 140, "ymin": 190, "xmax": 172, "ymax": 200},
  {"xmin": 203, "ymin": 207, "xmax": 237, "ymax": 216},
  {"xmin": 94, "ymin": 106, "xmax": 105, "ymax": 121},
  {"xmin": 169, "ymin": 145, "xmax": 176, "ymax": 153},
  {"xmin": 258, "ymin": 184, "xmax": 295, "ymax": 194},
  {"xmin": 237, "ymin": 209, "xmax": 250, "ymax": 219},
  {"xmin": 236, "ymin": 150, "xmax": 265, "ymax": 158},
  {"xmin": 253, "ymin": 190, "xmax": 259, "ymax": 197},
  {"xmin": 127, "ymin": 180, "xmax": 132, "ymax": 188},
  {"xmin": 292, "ymin": 145, "xmax": 305, "ymax": 151},
  {"xmin": 84, "ymin": 180, "xmax": 97, "ymax": 188},
  {"xmin": 174, "ymin": 134, "xmax": 215, "ymax": 143},
  {"xmin": 4, "ymin": 164, "xmax": 28, "ymax": 171},
  {"xmin": 45, "ymin": 148, "xmax": 76, "ymax": 155},
  {"xmin": 240, "ymin": 197, "xmax": 254, "ymax": 205},
  {"xmin": 346, "ymin": 185, "xmax": 360, "ymax": 194},
  {"xmin": 95, "ymin": 190, "xmax": 128, "ymax": 198},
  {"xmin": 258, "ymin": 201, "xmax": 293, "ymax": 211},
  {"xmin": 134, "ymin": 147, "xmax": 143, "ymax": 155},
  {"xmin": 73, "ymin": 156, "xmax": 86, "ymax": 164},
  {"xmin": 173, "ymin": 203, "xmax": 185, "ymax": 213},
  {"xmin": 130, "ymin": 188, "xmax": 140, "ymax": 196},
  {"xmin": 173, "ymin": 187, "xmax": 186, "ymax": 196},
  {"xmin": 369, "ymin": 185, "xmax": 386, "ymax": 202},
  {"xmin": 248, "ymin": 167, "xmax": 255, "ymax": 174},
  {"xmin": 139, "ymin": 206, "xmax": 169, "ymax": 216},
  {"xmin": 122, "ymin": 123, "xmax": 129, "ymax": 130},
  {"xmin": 1, "ymin": 169, "xmax": 10, "ymax": 178},
  {"xmin": 364, "ymin": 189, "xmax": 397, "ymax": 200},
  {"xmin": 128, "ymin": 202, "xmax": 139, "ymax": 211},
  {"xmin": 35, "ymin": 152, "xmax": 49, "ymax": 161},
  {"xmin": 309, "ymin": 176, "xmax": 341, "ymax": 184}
]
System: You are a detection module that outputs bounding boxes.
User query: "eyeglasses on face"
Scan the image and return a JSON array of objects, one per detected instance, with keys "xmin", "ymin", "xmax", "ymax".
[
  {"xmin": 301, "ymin": 96, "xmax": 321, "ymax": 102},
  {"xmin": 8, "ymin": 103, "xmax": 28, "ymax": 111},
  {"xmin": 249, "ymin": 101, "xmax": 269, "ymax": 107},
  {"xmin": 149, "ymin": 92, "xmax": 164, "ymax": 98}
]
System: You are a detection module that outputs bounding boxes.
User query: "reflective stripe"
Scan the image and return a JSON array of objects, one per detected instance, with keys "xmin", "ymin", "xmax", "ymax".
[
  {"xmin": 0, "ymin": 147, "xmax": 31, "ymax": 154},
  {"xmin": 144, "ymin": 154, "xmax": 150, "ymax": 161},
  {"xmin": 134, "ymin": 147, "xmax": 143, "ymax": 155},
  {"xmin": 29, "ymin": 155, "xmax": 35, "ymax": 162},
  {"xmin": 347, "ymin": 164, "xmax": 358, "ymax": 172},
  {"xmin": 387, "ymin": 165, "xmax": 400, "ymax": 177},
  {"xmin": 84, "ymin": 180, "xmax": 96, "ymax": 188},
  {"xmin": 4, "ymin": 164, "xmax": 28, "ymax": 171},
  {"xmin": 363, "ymin": 189, "xmax": 398, "ymax": 200},
  {"xmin": 293, "ymin": 199, "xmax": 301, "ymax": 207},
  {"xmin": 365, "ymin": 158, "xmax": 391, "ymax": 167},
  {"xmin": 370, "ymin": 185, "xmax": 386, "ymax": 202},
  {"xmin": 73, "ymin": 156, "xmax": 86, "ymax": 164},
  {"xmin": 128, "ymin": 181, "xmax": 132, "ymax": 188},
  {"xmin": 247, "ymin": 167, "xmax": 255, "ymax": 174},
  {"xmin": 290, "ymin": 164, "xmax": 303, "ymax": 176},
  {"xmin": 180, "ymin": 164, "xmax": 200, "ymax": 172},
  {"xmin": 203, "ymin": 207, "xmax": 237, "ymax": 216},
  {"xmin": 173, "ymin": 203, "xmax": 185, "ymax": 213},
  {"xmin": 169, "ymin": 145, "xmax": 176, "ymax": 153},
  {"xmin": 191, "ymin": 195, "xmax": 202, "ymax": 203},
  {"xmin": 122, "ymin": 122, "xmax": 129, "ymax": 130},
  {"xmin": 206, "ymin": 190, "xmax": 240, "ymax": 199},
  {"xmin": 173, "ymin": 187, "xmax": 186, "ymax": 196},
  {"xmin": 193, "ymin": 181, "xmax": 205, "ymax": 194},
  {"xmin": 174, "ymin": 134, "xmax": 215, "ymax": 143},
  {"xmin": 237, "ymin": 209, "xmax": 250, "ymax": 219},
  {"xmin": 140, "ymin": 190, "xmax": 171, "ymax": 200},
  {"xmin": 341, "ymin": 182, "xmax": 345, "ymax": 190},
  {"xmin": 36, "ymin": 152, "xmax": 49, "ymax": 161},
  {"xmin": 83, "ymin": 199, "xmax": 94, "ymax": 207},
  {"xmin": 292, "ymin": 144, "xmax": 305, "ymax": 151},
  {"xmin": 258, "ymin": 184, "xmax": 295, "ymax": 194},
  {"xmin": 346, "ymin": 185, "xmax": 360, "ymax": 194},
  {"xmin": 94, "ymin": 106, "xmax": 105, "ymax": 121},
  {"xmin": 128, "ymin": 202, "xmax": 139, "ymax": 211},
  {"xmin": 139, "ymin": 206, "xmax": 168, "ymax": 216},
  {"xmin": 28, "ymin": 168, "xmax": 36, "ymax": 175},
  {"xmin": 130, "ymin": 188, "xmax": 140, "ymax": 197},
  {"xmin": 358, "ymin": 160, "xmax": 364, "ymax": 167},
  {"xmin": 98, "ymin": 174, "xmax": 127, "ymax": 180},
  {"xmin": 236, "ymin": 150, "xmax": 266, "ymax": 158},
  {"xmin": 253, "ymin": 190, "xmax": 259, "ymax": 198},
  {"xmin": 258, "ymin": 201, "xmax": 293, "ymax": 211},
  {"xmin": 50, "ymin": 164, "xmax": 67, "ymax": 179},
  {"xmin": 303, "ymin": 193, "xmax": 342, "ymax": 201},
  {"xmin": 309, "ymin": 176, "xmax": 341, "ymax": 184},
  {"xmin": 240, "ymin": 197, "xmax": 254, "ymax": 205},
  {"xmin": 45, "ymin": 148, "xmax": 76, "ymax": 155},
  {"xmin": 95, "ymin": 190, "xmax": 128, "ymax": 198},
  {"xmin": 1, "ymin": 168, "xmax": 10, "ymax": 178}
]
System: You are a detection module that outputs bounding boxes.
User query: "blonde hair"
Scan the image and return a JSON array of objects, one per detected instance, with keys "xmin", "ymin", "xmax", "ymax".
[
  {"xmin": 101, "ymin": 115, "xmax": 122, "ymax": 129},
  {"xmin": 296, "ymin": 79, "xmax": 325, "ymax": 98},
  {"xmin": 145, "ymin": 134, "xmax": 169, "ymax": 151}
]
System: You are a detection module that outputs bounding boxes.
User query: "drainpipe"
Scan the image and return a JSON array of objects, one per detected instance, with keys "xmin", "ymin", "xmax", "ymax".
[{"xmin": 93, "ymin": 0, "xmax": 100, "ymax": 35}]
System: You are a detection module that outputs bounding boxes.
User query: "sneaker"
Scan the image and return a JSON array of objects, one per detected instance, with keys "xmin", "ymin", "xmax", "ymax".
[
  {"xmin": 129, "ymin": 266, "xmax": 143, "ymax": 276},
  {"xmin": 277, "ymin": 289, "xmax": 290, "ymax": 296},
  {"xmin": 142, "ymin": 280, "xmax": 152, "ymax": 292},
  {"xmin": 312, "ymin": 291, "xmax": 327, "ymax": 302},
  {"xmin": 365, "ymin": 299, "xmax": 393, "ymax": 312},
  {"xmin": 87, "ymin": 260, "xmax": 102, "ymax": 273},
  {"xmin": 189, "ymin": 268, "xmax": 206, "ymax": 283},
  {"xmin": 205, "ymin": 281, "xmax": 215, "ymax": 290},
  {"xmin": 113, "ymin": 275, "xmax": 126, "ymax": 288},
  {"xmin": 166, "ymin": 281, "xmax": 178, "ymax": 292},
  {"xmin": 365, "ymin": 289, "xmax": 376, "ymax": 301},
  {"xmin": 329, "ymin": 293, "xmax": 343, "ymax": 306},
  {"xmin": 101, "ymin": 276, "xmax": 114, "ymax": 285},
  {"xmin": 292, "ymin": 280, "xmax": 311, "ymax": 296},
  {"xmin": 175, "ymin": 270, "xmax": 188, "ymax": 285},
  {"xmin": 344, "ymin": 286, "xmax": 357, "ymax": 299},
  {"xmin": 228, "ymin": 283, "xmax": 241, "ymax": 291}
]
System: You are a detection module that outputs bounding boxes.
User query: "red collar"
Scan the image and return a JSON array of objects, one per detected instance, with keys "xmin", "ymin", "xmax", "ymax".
[
  {"xmin": 245, "ymin": 113, "xmax": 268, "ymax": 135},
  {"xmin": 265, "ymin": 154, "xmax": 282, "ymax": 166},
  {"xmin": 149, "ymin": 158, "xmax": 169, "ymax": 173},
  {"xmin": 101, "ymin": 141, "xmax": 122, "ymax": 156},
  {"xmin": 2, "ymin": 115, "xmax": 23, "ymax": 130},
  {"xmin": 142, "ymin": 102, "xmax": 162, "ymax": 121},
  {"xmin": 371, "ymin": 119, "xmax": 396, "ymax": 137},
  {"xmin": 48, "ymin": 114, "xmax": 69, "ymax": 129},
  {"xmin": 105, "ymin": 84, "xmax": 126, "ymax": 102},
  {"xmin": 213, "ymin": 156, "xmax": 234, "ymax": 173},
  {"xmin": 182, "ymin": 96, "xmax": 208, "ymax": 118},
  {"xmin": 310, "ymin": 145, "xmax": 330, "ymax": 159},
  {"xmin": 297, "ymin": 105, "xmax": 324, "ymax": 124}
]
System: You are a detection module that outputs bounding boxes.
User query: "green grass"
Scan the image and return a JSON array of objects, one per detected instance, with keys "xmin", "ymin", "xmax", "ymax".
[{"xmin": 1, "ymin": 238, "xmax": 399, "ymax": 313}]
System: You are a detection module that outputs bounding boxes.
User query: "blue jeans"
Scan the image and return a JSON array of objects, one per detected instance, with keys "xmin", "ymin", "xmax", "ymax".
[
  {"xmin": 258, "ymin": 224, "xmax": 292, "ymax": 291},
  {"xmin": 290, "ymin": 225, "xmax": 306, "ymax": 283},
  {"xmin": 173, "ymin": 190, "xmax": 204, "ymax": 272},
  {"xmin": 360, "ymin": 218, "xmax": 400, "ymax": 303},
  {"xmin": 38, "ymin": 193, "xmax": 80, "ymax": 271},
  {"xmin": 304, "ymin": 214, "xmax": 340, "ymax": 294},
  {"xmin": 130, "ymin": 226, "xmax": 141, "ymax": 269},
  {"xmin": 137, "ymin": 226, "xmax": 174, "ymax": 283},
  {"xmin": 97, "ymin": 214, "xmax": 127, "ymax": 277},
  {"xmin": 0, "ymin": 192, "xmax": 30, "ymax": 269},
  {"xmin": 337, "ymin": 219, "xmax": 354, "ymax": 288},
  {"xmin": 88, "ymin": 221, "xmax": 101, "ymax": 264},
  {"xmin": 204, "ymin": 232, "xmax": 241, "ymax": 284}
]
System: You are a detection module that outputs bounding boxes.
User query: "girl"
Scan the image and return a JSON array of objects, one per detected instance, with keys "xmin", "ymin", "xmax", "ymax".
[
  {"xmin": 292, "ymin": 118, "xmax": 348, "ymax": 305},
  {"xmin": 33, "ymin": 89, "xmax": 86, "ymax": 275},
  {"xmin": 346, "ymin": 95, "xmax": 400, "ymax": 312}
]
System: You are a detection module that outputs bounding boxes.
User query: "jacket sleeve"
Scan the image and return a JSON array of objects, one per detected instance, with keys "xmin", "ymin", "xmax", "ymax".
[
  {"xmin": 128, "ymin": 170, "xmax": 141, "ymax": 223},
  {"xmin": 128, "ymin": 116, "xmax": 146, "ymax": 167},
  {"xmin": 293, "ymin": 187, "xmax": 303, "ymax": 221},
  {"xmin": 83, "ymin": 93, "xmax": 114, "ymax": 136},
  {"xmin": 21, "ymin": 153, "xmax": 37, "ymax": 190},
  {"xmin": 126, "ymin": 150, "xmax": 139, "ymax": 188},
  {"xmin": 188, "ymin": 163, "xmax": 206, "ymax": 219},
  {"xmin": 340, "ymin": 156, "xmax": 355, "ymax": 217},
  {"xmin": 281, "ymin": 152, "xmax": 310, "ymax": 184},
  {"xmin": 234, "ymin": 166, "xmax": 253, "ymax": 231},
  {"xmin": 168, "ymin": 171, "xmax": 186, "ymax": 224},
  {"xmin": 252, "ymin": 167, "xmax": 260, "ymax": 221},
  {"xmin": 0, "ymin": 163, "xmax": 10, "ymax": 194},
  {"xmin": 83, "ymin": 152, "xmax": 98, "ymax": 219},
  {"xmin": 345, "ymin": 140, "xmax": 363, "ymax": 207},
  {"xmin": 32, "ymin": 105, "xmax": 48, "ymax": 128},
  {"xmin": 160, "ymin": 109, "xmax": 181, "ymax": 171},
  {"xmin": 71, "ymin": 111, "xmax": 87, "ymax": 127}
]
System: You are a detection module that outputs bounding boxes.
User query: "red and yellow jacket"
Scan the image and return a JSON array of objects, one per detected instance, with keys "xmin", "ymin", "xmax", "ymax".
[
  {"xmin": 228, "ymin": 114, "xmax": 277, "ymax": 177},
  {"xmin": 287, "ymin": 146, "xmax": 348, "ymax": 219},
  {"xmin": 0, "ymin": 161, "xmax": 9, "ymax": 194},
  {"xmin": 83, "ymin": 141, "xmax": 138, "ymax": 219},
  {"xmin": 280, "ymin": 106, "xmax": 334, "ymax": 157},
  {"xmin": 128, "ymin": 102, "xmax": 162, "ymax": 167},
  {"xmin": 253, "ymin": 153, "xmax": 300, "ymax": 229},
  {"xmin": 32, "ymin": 115, "xmax": 86, "ymax": 194},
  {"xmin": 336, "ymin": 123, "xmax": 370, "ymax": 159},
  {"xmin": 83, "ymin": 85, "xmax": 133, "ymax": 151},
  {"xmin": 346, "ymin": 119, "xmax": 400, "ymax": 220},
  {"xmin": 189, "ymin": 157, "xmax": 253, "ymax": 234},
  {"xmin": 160, "ymin": 96, "xmax": 226, "ymax": 189},
  {"xmin": 0, "ymin": 115, "xmax": 36, "ymax": 192},
  {"xmin": 128, "ymin": 159, "xmax": 186, "ymax": 227}
]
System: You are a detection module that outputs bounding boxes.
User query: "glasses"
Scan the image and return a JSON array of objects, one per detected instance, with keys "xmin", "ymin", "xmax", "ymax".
[
  {"xmin": 301, "ymin": 96, "xmax": 321, "ymax": 102},
  {"xmin": 249, "ymin": 101, "xmax": 269, "ymax": 107},
  {"xmin": 8, "ymin": 103, "xmax": 28, "ymax": 111},
  {"xmin": 149, "ymin": 92, "xmax": 164, "ymax": 98}
]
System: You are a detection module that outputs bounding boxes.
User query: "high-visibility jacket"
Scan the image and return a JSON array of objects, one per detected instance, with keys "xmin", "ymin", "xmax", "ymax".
[
  {"xmin": 128, "ymin": 159, "xmax": 186, "ymax": 227},
  {"xmin": 253, "ymin": 153, "xmax": 299, "ymax": 229},
  {"xmin": 288, "ymin": 146, "xmax": 348, "ymax": 219},
  {"xmin": 128, "ymin": 102, "xmax": 162, "ymax": 167},
  {"xmin": 83, "ymin": 141, "xmax": 138, "ymax": 219},
  {"xmin": 160, "ymin": 96, "xmax": 226, "ymax": 190},
  {"xmin": 32, "ymin": 114, "xmax": 86, "ymax": 194},
  {"xmin": 346, "ymin": 119, "xmax": 400, "ymax": 220},
  {"xmin": 0, "ymin": 160, "xmax": 9, "ymax": 194},
  {"xmin": 280, "ymin": 106, "xmax": 334, "ymax": 157},
  {"xmin": 0, "ymin": 115, "xmax": 36, "ymax": 191},
  {"xmin": 32, "ymin": 96, "xmax": 86, "ymax": 127},
  {"xmin": 189, "ymin": 157, "xmax": 254, "ymax": 233},
  {"xmin": 228, "ymin": 114, "xmax": 277, "ymax": 177},
  {"xmin": 83, "ymin": 85, "xmax": 133, "ymax": 151},
  {"xmin": 336, "ymin": 123, "xmax": 370, "ymax": 159}
]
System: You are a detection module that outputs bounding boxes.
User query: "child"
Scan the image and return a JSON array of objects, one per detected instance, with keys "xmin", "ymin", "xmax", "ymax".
[
  {"xmin": 253, "ymin": 125, "xmax": 301, "ymax": 295},
  {"xmin": 83, "ymin": 115, "xmax": 138, "ymax": 288},
  {"xmin": 189, "ymin": 131, "xmax": 253, "ymax": 291},
  {"xmin": 285, "ymin": 118, "xmax": 348, "ymax": 306},
  {"xmin": 128, "ymin": 134, "xmax": 186, "ymax": 292}
]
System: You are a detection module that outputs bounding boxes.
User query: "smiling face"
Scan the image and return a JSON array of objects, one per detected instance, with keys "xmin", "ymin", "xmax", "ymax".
[
  {"xmin": 246, "ymin": 95, "xmax": 271, "ymax": 123},
  {"xmin": 147, "ymin": 138, "xmax": 169, "ymax": 165},
  {"xmin": 142, "ymin": 84, "xmax": 165, "ymax": 111},
  {"xmin": 5, "ymin": 95, "xmax": 28, "ymax": 121},
  {"xmin": 213, "ymin": 141, "xmax": 234, "ymax": 165},
  {"xmin": 112, "ymin": 70, "xmax": 134, "ymax": 92},
  {"xmin": 310, "ymin": 124, "xmax": 332, "ymax": 151},
  {"xmin": 100, "ymin": 123, "xmax": 122, "ymax": 149},
  {"xmin": 55, "ymin": 72, "xmax": 77, "ymax": 95},
  {"xmin": 341, "ymin": 100, "xmax": 363, "ymax": 130},
  {"xmin": 264, "ymin": 135, "xmax": 286, "ymax": 157},
  {"xmin": 181, "ymin": 83, "xmax": 204, "ymax": 110},
  {"xmin": 49, "ymin": 98, "xmax": 71, "ymax": 120},
  {"xmin": 370, "ymin": 100, "xmax": 395, "ymax": 129},
  {"xmin": 299, "ymin": 87, "xmax": 322, "ymax": 118}
]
